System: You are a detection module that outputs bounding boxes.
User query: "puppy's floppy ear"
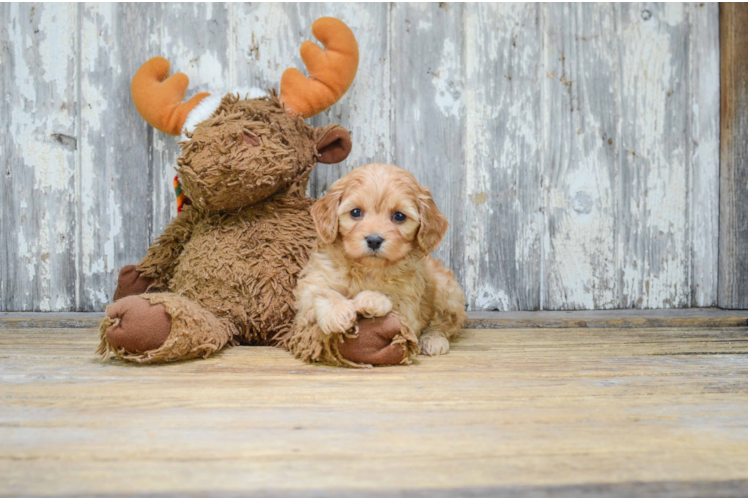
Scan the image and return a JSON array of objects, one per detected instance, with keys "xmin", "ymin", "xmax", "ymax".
[
  {"xmin": 416, "ymin": 187, "xmax": 449, "ymax": 253},
  {"xmin": 311, "ymin": 180, "xmax": 345, "ymax": 243}
]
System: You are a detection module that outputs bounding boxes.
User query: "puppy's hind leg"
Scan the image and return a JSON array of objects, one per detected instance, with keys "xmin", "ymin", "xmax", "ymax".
[
  {"xmin": 419, "ymin": 308, "xmax": 463, "ymax": 356},
  {"xmin": 419, "ymin": 265, "xmax": 468, "ymax": 357}
]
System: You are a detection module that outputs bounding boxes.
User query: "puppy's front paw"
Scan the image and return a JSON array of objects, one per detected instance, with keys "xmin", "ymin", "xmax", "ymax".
[
  {"xmin": 317, "ymin": 300, "xmax": 357, "ymax": 335},
  {"xmin": 352, "ymin": 291, "xmax": 392, "ymax": 318},
  {"xmin": 419, "ymin": 333, "xmax": 450, "ymax": 356}
]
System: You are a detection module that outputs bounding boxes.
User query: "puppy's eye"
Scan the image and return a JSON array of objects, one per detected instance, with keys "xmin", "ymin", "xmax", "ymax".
[
  {"xmin": 392, "ymin": 212, "xmax": 407, "ymax": 223},
  {"xmin": 350, "ymin": 208, "xmax": 363, "ymax": 219}
]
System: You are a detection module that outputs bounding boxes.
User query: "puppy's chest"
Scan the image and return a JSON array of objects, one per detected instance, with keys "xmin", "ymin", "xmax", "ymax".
[{"xmin": 347, "ymin": 269, "xmax": 424, "ymax": 305}]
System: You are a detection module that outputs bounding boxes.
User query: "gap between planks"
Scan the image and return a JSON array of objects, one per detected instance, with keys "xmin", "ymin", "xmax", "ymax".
[{"xmin": 0, "ymin": 308, "xmax": 746, "ymax": 330}]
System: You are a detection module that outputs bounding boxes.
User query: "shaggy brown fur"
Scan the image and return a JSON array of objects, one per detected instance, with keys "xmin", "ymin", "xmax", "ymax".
[
  {"xmin": 178, "ymin": 95, "xmax": 318, "ymax": 212},
  {"xmin": 98, "ymin": 93, "xmax": 353, "ymax": 363}
]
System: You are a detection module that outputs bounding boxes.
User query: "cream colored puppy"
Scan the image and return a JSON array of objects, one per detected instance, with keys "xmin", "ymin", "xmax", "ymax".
[{"xmin": 292, "ymin": 163, "xmax": 467, "ymax": 365}]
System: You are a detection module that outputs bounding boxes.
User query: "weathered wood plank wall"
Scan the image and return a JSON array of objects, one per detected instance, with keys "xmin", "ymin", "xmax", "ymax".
[
  {"xmin": 463, "ymin": 3, "xmax": 544, "ymax": 311},
  {"xmin": 1, "ymin": 3, "xmax": 721, "ymax": 312},
  {"xmin": 3, "ymin": 3, "xmax": 78, "ymax": 312},
  {"xmin": 718, "ymin": 3, "xmax": 748, "ymax": 309}
]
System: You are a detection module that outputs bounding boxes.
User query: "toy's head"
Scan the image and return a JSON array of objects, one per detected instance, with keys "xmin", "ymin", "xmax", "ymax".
[{"xmin": 131, "ymin": 17, "xmax": 358, "ymax": 212}]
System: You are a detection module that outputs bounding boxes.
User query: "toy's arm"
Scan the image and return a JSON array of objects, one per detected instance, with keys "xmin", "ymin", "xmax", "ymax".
[{"xmin": 135, "ymin": 204, "xmax": 203, "ymax": 288}]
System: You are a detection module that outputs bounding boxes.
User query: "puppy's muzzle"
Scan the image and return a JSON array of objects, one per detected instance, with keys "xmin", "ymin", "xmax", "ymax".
[{"xmin": 365, "ymin": 234, "xmax": 384, "ymax": 251}]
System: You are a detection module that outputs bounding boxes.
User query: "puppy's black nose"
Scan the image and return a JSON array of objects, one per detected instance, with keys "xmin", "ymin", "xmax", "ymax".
[{"xmin": 366, "ymin": 235, "xmax": 384, "ymax": 251}]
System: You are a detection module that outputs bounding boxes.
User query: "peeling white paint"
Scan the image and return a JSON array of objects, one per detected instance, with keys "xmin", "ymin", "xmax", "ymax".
[
  {"xmin": 55, "ymin": 295, "xmax": 69, "ymax": 311},
  {"xmin": 463, "ymin": 4, "xmax": 543, "ymax": 310},
  {"xmin": 689, "ymin": 3, "xmax": 720, "ymax": 307},
  {"xmin": 617, "ymin": 3, "xmax": 692, "ymax": 309},
  {"xmin": 417, "ymin": 20, "xmax": 432, "ymax": 32},
  {"xmin": 76, "ymin": 2, "xmax": 129, "ymax": 309},
  {"xmin": 5, "ymin": 3, "xmax": 77, "ymax": 311},
  {"xmin": 475, "ymin": 285, "xmax": 512, "ymax": 311},
  {"xmin": 39, "ymin": 7, "xmax": 74, "ymax": 88},
  {"xmin": 432, "ymin": 38, "xmax": 464, "ymax": 119},
  {"xmin": 662, "ymin": 3, "xmax": 685, "ymax": 27},
  {"xmin": 235, "ymin": 3, "xmax": 297, "ymax": 88}
]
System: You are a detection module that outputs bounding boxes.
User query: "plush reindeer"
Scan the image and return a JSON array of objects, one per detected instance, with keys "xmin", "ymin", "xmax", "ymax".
[{"xmin": 97, "ymin": 17, "xmax": 417, "ymax": 366}]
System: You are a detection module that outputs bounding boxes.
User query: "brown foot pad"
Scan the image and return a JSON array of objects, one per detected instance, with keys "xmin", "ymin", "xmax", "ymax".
[
  {"xmin": 338, "ymin": 314, "xmax": 406, "ymax": 365},
  {"xmin": 105, "ymin": 296, "xmax": 172, "ymax": 353}
]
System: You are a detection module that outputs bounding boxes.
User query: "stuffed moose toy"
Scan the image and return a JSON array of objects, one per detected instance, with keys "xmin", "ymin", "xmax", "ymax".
[{"xmin": 97, "ymin": 17, "xmax": 418, "ymax": 367}]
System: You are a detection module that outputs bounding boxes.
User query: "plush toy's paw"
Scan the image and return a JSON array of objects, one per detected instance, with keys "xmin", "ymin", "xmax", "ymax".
[
  {"xmin": 317, "ymin": 300, "xmax": 357, "ymax": 335},
  {"xmin": 419, "ymin": 332, "xmax": 450, "ymax": 356},
  {"xmin": 105, "ymin": 296, "xmax": 172, "ymax": 353},
  {"xmin": 338, "ymin": 314, "xmax": 407, "ymax": 365},
  {"xmin": 113, "ymin": 265, "xmax": 159, "ymax": 302},
  {"xmin": 352, "ymin": 290, "xmax": 392, "ymax": 318}
]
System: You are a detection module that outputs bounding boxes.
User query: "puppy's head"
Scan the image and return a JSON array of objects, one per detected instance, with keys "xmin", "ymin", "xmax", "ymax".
[{"xmin": 311, "ymin": 163, "xmax": 448, "ymax": 267}]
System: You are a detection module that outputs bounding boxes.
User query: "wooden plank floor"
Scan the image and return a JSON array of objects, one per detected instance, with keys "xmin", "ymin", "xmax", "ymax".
[
  {"xmin": 3, "ymin": 308, "xmax": 748, "ymax": 330},
  {"xmin": 2, "ymin": 325, "xmax": 748, "ymax": 496}
]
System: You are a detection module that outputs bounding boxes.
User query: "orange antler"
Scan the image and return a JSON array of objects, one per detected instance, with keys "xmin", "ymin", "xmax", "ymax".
[
  {"xmin": 280, "ymin": 17, "xmax": 359, "ymax": 118},
  {"xmin": 131, "ymin": 57, "xmax": 212, "ymax": 136}
]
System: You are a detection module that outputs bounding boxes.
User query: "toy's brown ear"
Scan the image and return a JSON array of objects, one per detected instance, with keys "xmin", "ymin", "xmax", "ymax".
[
  {"xmin": 311, "ymin": 180, "xmax": 345, "ymax": 243},
  {"xmin": 416, "ymin": 188, "xmax": 449, "ymax": 253},
  {"xmin": 316, "ymin": 126, "xmax": 352, "ymax": 164}
]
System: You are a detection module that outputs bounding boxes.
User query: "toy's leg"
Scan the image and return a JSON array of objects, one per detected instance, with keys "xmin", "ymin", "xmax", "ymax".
[
  {"xmin": 97, "ymin": 293, "xmax": 237, "ymax": 363},
  {"xmin": 339, "ymin": 314, "xmax": 419, "ymax": 366},
  {"xmin": 286, "ymin": 312, "xmax": 418, "ymax": 368},
  {"xmin": 113, "ymin": 265, "xmax": 161, "ymax": 301}
]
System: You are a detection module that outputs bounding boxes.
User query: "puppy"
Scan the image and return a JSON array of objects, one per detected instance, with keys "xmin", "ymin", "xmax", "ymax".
[{"xmin": 290, "ymin": 163, "xmax": 467, "ymax": 366}]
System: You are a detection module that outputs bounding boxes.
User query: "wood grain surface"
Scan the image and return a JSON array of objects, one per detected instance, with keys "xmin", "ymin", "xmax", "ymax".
[
  {"xmin": 2, "ymin": 308, "xmax": 747, "ymax": 330},
  {"xmin": 2, "ymin": 3, "xmax": 721, "ymax": 312},
  {"xmin": 1, "ymin": 325, "xmax": 748, "ymax": 496},
  {"xmin": 719, "ymin": 3, "xmax": 748, "ymax": 309},
  {"xmin": 463, "ymin": 3, "xmax": 543, "ymax": 311},
  {"xmin": 3, "ymin": 4, "xmax": 78, "ymax": 312}
]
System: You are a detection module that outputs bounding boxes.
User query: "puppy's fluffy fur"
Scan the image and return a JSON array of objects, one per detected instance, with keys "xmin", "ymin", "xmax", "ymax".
[{"xmin": 293, "ymin": 163, "xmax": 467, "ymax": 363}]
